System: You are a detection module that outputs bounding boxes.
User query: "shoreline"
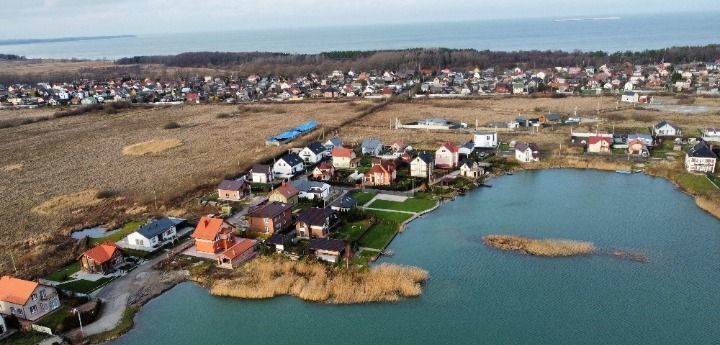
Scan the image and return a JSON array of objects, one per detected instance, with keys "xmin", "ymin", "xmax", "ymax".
[{"xmin": 93, "ymin": 163, "xmax": 718, "ymax": 344}]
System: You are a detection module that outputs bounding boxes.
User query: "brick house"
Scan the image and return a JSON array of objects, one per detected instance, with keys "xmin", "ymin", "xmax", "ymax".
[
  {"xmin": 246, "ymin": 202, "xmax": 293, "ymax": 234},
  {"xmin": 191, "ymin": 216, "xmax": 236, "ymax": 254}
]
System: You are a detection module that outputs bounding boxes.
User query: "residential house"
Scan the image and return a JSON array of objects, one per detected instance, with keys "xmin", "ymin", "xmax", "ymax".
[
  {"xmin": 515, "ymin": 142, "xmax": 540, "ymax": 162},
  {"xmin": 273, "ymin": 153, "xmax": 304, "ymax": 178},
  {"xmin": 299, "ymin": 141, "xmax": 330, "ymax": 164},
  {"xmin": 246, "ymin": 202, "xmax": 293, "ymax": 234},
  {"xmin": 363, "ymin": 159, "xmax": 397, "ymax": 186},
  {"xmin": 264, "ymin": 233, "xmax": 290, "ymax": 253},
  {"xmin": 587, "ymin": 136, "xmax": 612, "ymax": 154},
  {"xmin": 653, "ymin": 120, "xmax": 681, "ymax": 137},
  {"xmin": 309, "ymin": 238, "xmax": 346, "ymax": 263},
  {"xmin": 701, "ymin": 128, "xmax": 720, "ymax": 142},
  {"xmin": 79, "ymin": 243, "xmax": 124, "ymax": 274},
  {"xmin": 0, "ymin": 276, "xmax": 61, "ymax": 322},
  {"xmin": 410, "ymin": 153, "xmax": 434, "ymax": 179},
  {"xmin": 323, "ymin": 136, "xmax": 343, "ymax": 150},
  {"xmin": 125, "ymin": 217, "xmax": 184, "ymax": 250},
  {"xmin": 331, "ymin": 147, "xmax": 358, "ymax": 169},
  {"xmin": 474, "ymin": 131, "xmax": 498, "ymax": 148},
  {"xmin": 627, "ymin": 139, "xmax": 648, "ymax": 156},
  {"xmin": 268, "ymin": 182, "xmax": 299, "ymax": 205},
  {"xmin": 296, "ymin": 208, "xmax": 337, "ymax": 239},
  {"xmin": 390, "ymin": 140, "xmax": 405, "ymax": 153},
  {"xmin": 361, "ymin": 138, "xmax": 383, "ymax": 156},
  {"xmin": 330, "ymin": 194, "xmax": 357, "ymax": 212},
  {"xmin": 685, "ymin": 141, "xmax": 717, "ymax": 173},
  {"xmin": 217, "ymin": 179, "xmax": 251, "ymax": 201},
  {"xmin": 312, "ymin": 162, "xmax": 335, "ymax": 181},
  {"xmin": 621, "ymin": 91, "xmax": 640, "ymax": 103},
  {"xmin": 216, "ymin": 239, "xmax": 257, "ymax": 269},
  {"xmin": 459, "ymin": 159, "xmax": 483, "ymax": 178},
  {"xmin": 249, "ymin": 164, "xmax": 273, "ymax": 183},
  {"xmin": 435, "ymin": 142, "xmax": 459, "ymax": 168},
  {"xmin": 539, "ymin": 113, "xmax": 562, "ymax": 124},
  {"xmin": 627, "ymin": 133, "xmax": 654, "ymax": 147},
  {"xmin": 292, "ymin": 180, "xmax": 331, "ymax": 201},
  {"xmin": 458, "ymin": 141, "xmax": 475, "ymax": 156},
  {"xmin": 191, "ymin": 216, "xmax": 236, "ymax": 254}
]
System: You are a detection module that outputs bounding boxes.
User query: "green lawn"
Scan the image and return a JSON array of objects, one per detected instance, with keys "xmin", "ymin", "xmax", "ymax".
[
  {"xmin": 358, "ymin": 223, "xmax": 398, "ymax": 249},
  {"xmin": 368, "ymin": 197, "xmax": 436, "ymax": 213},
  {"xmin": 58, "ymin": 277, "xmax": 113, "ymax": 294},
  {"xmin": 707, "ymin": 174, "xmax": 720, "ymax": 189},
  {"xmin": 88, "ymin": 220, "xmax": 145, "ymax": 246},
  {"xmin": 677, "ymin": 174, "xmax": 717, "ymax": 194},
  {"xmin": 36, "ymin": 305, "xmax": 70, "ymax": 331},
  {"xmin": 351, "ymin": 250, "xmax": 379, "ymax": 267},
  {"xmin": 335, "ymin": 220, "xmax": 372, "ymax": 242},
  {"xmin": 4, "ymin": 332, "xmax": 50, "ymax": 345},
  {"xmin": 44, "ymin": 261, "xmax": 80, "ymax": 282},
  {"xmin": 351, "ymin": 191, "xmax": 377, "ymax": 205},
  {"xmin": 365, "ymin": 210, "xmax": 413, "ymax": 223}
]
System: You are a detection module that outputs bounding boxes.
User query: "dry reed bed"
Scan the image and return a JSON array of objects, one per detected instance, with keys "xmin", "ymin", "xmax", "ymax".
[
  {"xmin": 483, "ymin": 234, "xmax": 595, "ymax": 257},
  {"xmin": 210, "ymin": 256, "xmax": 428, "ymax": 304}
]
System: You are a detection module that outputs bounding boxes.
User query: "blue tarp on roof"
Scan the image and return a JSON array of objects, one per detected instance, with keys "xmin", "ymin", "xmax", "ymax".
[{"xmin": 267, "ymin": 121, "xmax": 317, "ymax": 142}]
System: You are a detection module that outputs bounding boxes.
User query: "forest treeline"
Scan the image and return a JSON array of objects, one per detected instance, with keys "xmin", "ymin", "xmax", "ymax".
[{"xmin": 114, "ymin": 46, "xmax": 720, "ymax": 75}]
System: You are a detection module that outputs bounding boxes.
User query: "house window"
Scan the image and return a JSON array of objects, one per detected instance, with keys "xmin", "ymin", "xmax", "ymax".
[
  {"xmin": 31, "ymin": 293, "xmax": 38, "ymax": 301},
  {"xmin": 40, "ymin": 290, "xmax": 47, "ymax": 299},
  {"xmin": 30, "ymin": 305, "xmax": 38, "ymax": 314}
]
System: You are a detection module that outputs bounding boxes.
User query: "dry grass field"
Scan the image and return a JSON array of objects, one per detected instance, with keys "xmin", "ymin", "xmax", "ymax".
[
  {"xmin": 1, "ymin": 95, "xmax": 719, "ymax": 276},
  {"xmin": 483, "ymin": 234, "xmax": 595, "ymax": 257}
]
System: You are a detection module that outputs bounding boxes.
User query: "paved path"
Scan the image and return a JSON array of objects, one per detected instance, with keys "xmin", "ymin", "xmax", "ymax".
[
  {"xmin": 81, "ymin": 254, "xmax": 166, "ymax": 336},
  {"xmin": 362, "ymin": 207, "xmax": 416, "ymax": 215},
  {"xmin": 227, "ymin": 195, "xmax": 266, "ymax": 225}
]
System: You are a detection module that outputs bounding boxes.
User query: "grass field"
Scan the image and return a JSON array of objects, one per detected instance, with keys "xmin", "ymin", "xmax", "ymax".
[
  {"xmin": 88, "ymin": 220, "xmax": 145, "ymax": 246},
  {"xmin": 4, "ymin": 332, "xmax": 50, "ymax": 345},
  {"xmin": 358, "ymin": 223, "xmax": 398, "ymax": 249},
  {"xmin": 365, "ymin": 210, "xmax": 414, "ymax": 223},
  {"xmin": 335, "ymin": 220, "xmax": 372, "ymax": 242},
  {"xmin": 351, "ymin": 191, "xmax": 377, "ymax": 205},
  {"xmin": 35, "ymin": 305, "xmax": 70, "ymax": 331},
  {"xmin": 368, "ymin": 197, "xmax": 436, "ymax": 213},
  {"xmin": 677, "ymin": 174, "xmax": 717, "ymax": 195},
  {"xmin": 44, "ymin": 261, "xmax": 80, "ymax": 282},
  {"xmin": 57, "ymin": 277, "xmax": 113, "ymax": 294}
]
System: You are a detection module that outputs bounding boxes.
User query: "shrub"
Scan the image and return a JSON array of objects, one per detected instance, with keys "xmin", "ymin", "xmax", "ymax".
[
  {"xmin": 95, "ymin": 189, "xmax": 118, "ymax": 199},
  {"xmin": 604, "ymin": 113, "xmax": 627, "ymax": 122},
  {"xmin": 163, "ymin": 121, "xmax": 181, "ymax": 129},
  {"xmin": 630, "ymin": 113, "xmax": 653, "ymax": 122}
]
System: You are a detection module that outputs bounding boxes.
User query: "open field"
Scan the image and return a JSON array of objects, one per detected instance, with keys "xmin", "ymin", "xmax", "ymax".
[{"xmin": 1, "ymin": 95, "xmax": 719, "ymax": 277}]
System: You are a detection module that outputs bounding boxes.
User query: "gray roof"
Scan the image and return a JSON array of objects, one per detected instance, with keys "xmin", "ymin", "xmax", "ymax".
[
  {"xmin": 325, "ymin": 136, "xmax": 342, "ymax": 147},
  {"xmin": 654, "ymin": 120, "xmax": 677, "ymax": 130},
  {"xmin": 515, "ymin": 142, "xmax": 539, "ymax": 152},
  {"xmin": 247, "ymin": 202, "xmax": 292, "ymax": 218},
  {"xmin": 415, "ymin": 152, "xmax": 433, "ymax": 164},
  {"xmin": 297, "ymin": 207, "xmax": 334, "ymax": 226},
  {"xmin": 291, "ymin": 180, "xmax": 328, "ymax": 192},
  {"xmin": 309, "ymin": 238, "xmax": 345, "ymax": 252},
  {"xmin": 305, "ymin": 141, "xmax": 327, "ymax": 155},
  {"xmin": 218, "ymin": 179, "xmax": 247, "ymax": 191},
  {"xmin": 361, "ymin": 138, "xmax": 382, "ymax": 150},
  {"xmin": 136, "ymin": 217, "xmax": 183, "ymax": 239},
  {"xmin": 280, "ymin": 153, "xmax": 304, "ymax": 166},
  {"xmin": 687, "ymin": 141, "xmax": 718, "ymax": 158},
  {"xmin": 331, "ymin": 194, "xmax": 357, "ymax": 209},
  {"xmin": 250, "ymin": 164, "xmax": 272, "ymax": 175}
]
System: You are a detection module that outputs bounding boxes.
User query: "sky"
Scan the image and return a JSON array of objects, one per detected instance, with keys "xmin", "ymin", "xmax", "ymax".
[{"xmin": 2, "ymin": 0, "xmax": 720, "ymax": 39}]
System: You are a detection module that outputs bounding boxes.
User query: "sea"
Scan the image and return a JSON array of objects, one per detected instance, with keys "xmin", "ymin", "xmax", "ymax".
[
  {"xmin": 109, "ymin": 170, "xmax": 720, "ymax": 345},
  {"xmin": 2, "ymin": 12, "xmax": 720, "ymax": 60}
]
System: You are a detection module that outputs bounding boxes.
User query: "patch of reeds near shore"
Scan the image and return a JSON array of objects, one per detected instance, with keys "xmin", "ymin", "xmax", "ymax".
[
  {"xmin": 209, "ymin": 256, "xmax": 428, "ymax": 304},
  {"xmin": 483, "ymin": 234, "xmax": 595, "ymax": 257},
  {"xmin": 696, "ymin": 195, "xmax": 720, "ymax": 218},
  {"xmin": 525, "ymin": 156, "xmax": 631, "ymax": 172}
]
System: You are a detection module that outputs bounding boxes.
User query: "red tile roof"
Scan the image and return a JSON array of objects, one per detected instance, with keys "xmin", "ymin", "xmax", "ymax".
[
  {"xmin": 192, "ymin": 216, "xmax": 230, "ymax": 241},
  {"xmin": 0, "ymin": 276, "xmax": 39, "ymax": 305},
  {"xmin": 441, "ymin": 141, "xmax": 459, "ymax": 153},
  {"xmin": 331, "ymin": 147, "xmax": 354, "ymax": 158},
  {"xmin": 83, "ymin": 243, "xmax": 120, "ymax": 264},
  {"xmin": 588, "ymin": 136, "xmax": 611, "ymax": 145},
  {"xmin": 273, "ymin": 183, "xmax": 299, "ymax": 198},
  {"xmin": 219, "ymin": 239, "xmax": 256, "ymax": 260}
]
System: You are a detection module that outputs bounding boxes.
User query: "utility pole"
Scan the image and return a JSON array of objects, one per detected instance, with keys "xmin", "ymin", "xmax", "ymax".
[
  {"xmin": 9, "ymin": 254, "xmax": 18, "ymax": 275},
  {"xmin": 73, "ymin": 308, "xmax": 84, "ymax": 337},
  {"xmin": 153, "ymin": 190, "xmax": 158, "ymax": 210}
]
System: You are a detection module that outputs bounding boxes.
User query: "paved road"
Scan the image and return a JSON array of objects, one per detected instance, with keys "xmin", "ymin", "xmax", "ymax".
[{"xmin": 81, "ymin": 254, "xmax": 166, "ymax": 336}]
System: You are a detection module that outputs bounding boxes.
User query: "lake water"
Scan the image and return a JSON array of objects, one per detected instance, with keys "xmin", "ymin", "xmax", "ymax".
[
  {"xmin": 109, "ymin": 170, "xmax": 720, "ymax": 345},
  {"xmin": 4, "ymin": 12, "xmax": 720, "ymax": 59}
]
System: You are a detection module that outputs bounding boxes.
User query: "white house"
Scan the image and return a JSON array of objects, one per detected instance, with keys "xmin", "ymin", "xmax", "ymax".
[
  {"xmin": 435, "ymin": 142, "xmax": 459, "ymax": 168},
  {"xmin": 685, "ymin": 141, "xmax": 717, "ymax": 173},
  {"xmin": 273, "ymin": 153, "xmax": 305, "ymax": 178},
  {"xmin": 323, "ymin": 136, "xmax": 343, "ymax": 150},
  {"xmin": 0, "ymin": 276, "xmax": 61, "ymax": 322},
  {"xmin": 410, "ymin": 153, "xmax": 434, "ymax": 179},
  {"xmin": 653, "ymin": 120, "xmax": 681, "ymax": 137},
  {"xmin": 250, "ymin": 164, "xmax": 273, "ymax": 183},
  {"xmin": 701, "ymin": 128, "xmax": 720, "ymax": 143},
  {"xmin": 515, "ymin": 142, "xmax": 540, "ymax": 163},
  {"xmin": 292, "ymin": 180, "xmax": 331, "ymax": 201},
  {"xmin": 299, "ymin": 141, "xmax": 330, "ymax": 164},
  {"xmin": 474, "ymin": 131, "xmax": 498, "ymax": 148},
  {"xmin": 459, "ymin": 159, "xmax": 483, "ymax": 178},
  {"xmin": 621, "ymin": 91, "xmax": 640, "ymax": 103},
  {"xmin": 125, "ymin": 217, "xmax": 184, "ymax": 250}
]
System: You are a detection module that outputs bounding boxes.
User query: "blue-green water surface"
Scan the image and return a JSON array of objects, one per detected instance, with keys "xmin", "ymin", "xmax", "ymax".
[{"xmin": 111, "ymin": 170, "xmax": 720, "ymax": 345}]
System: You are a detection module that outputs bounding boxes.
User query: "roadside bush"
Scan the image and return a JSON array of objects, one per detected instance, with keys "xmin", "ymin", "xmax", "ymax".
[
  {"xmin": 604, "ymin": 113, "xmax": 627, "ymax": 122},
  {"xmin": 630, "ymin": 113, "xmax": 653, "ymax": 122},
  {"xmin": 216, "ymin": 113, "xmax": 232, "ymax": 119},
  {"xmin": 163, "ymin": 121, "xmax": 181, "ymax": 129},
  {"xmin": 95, "ymin": 189, "xmax": 118, "ymax": 199}
]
